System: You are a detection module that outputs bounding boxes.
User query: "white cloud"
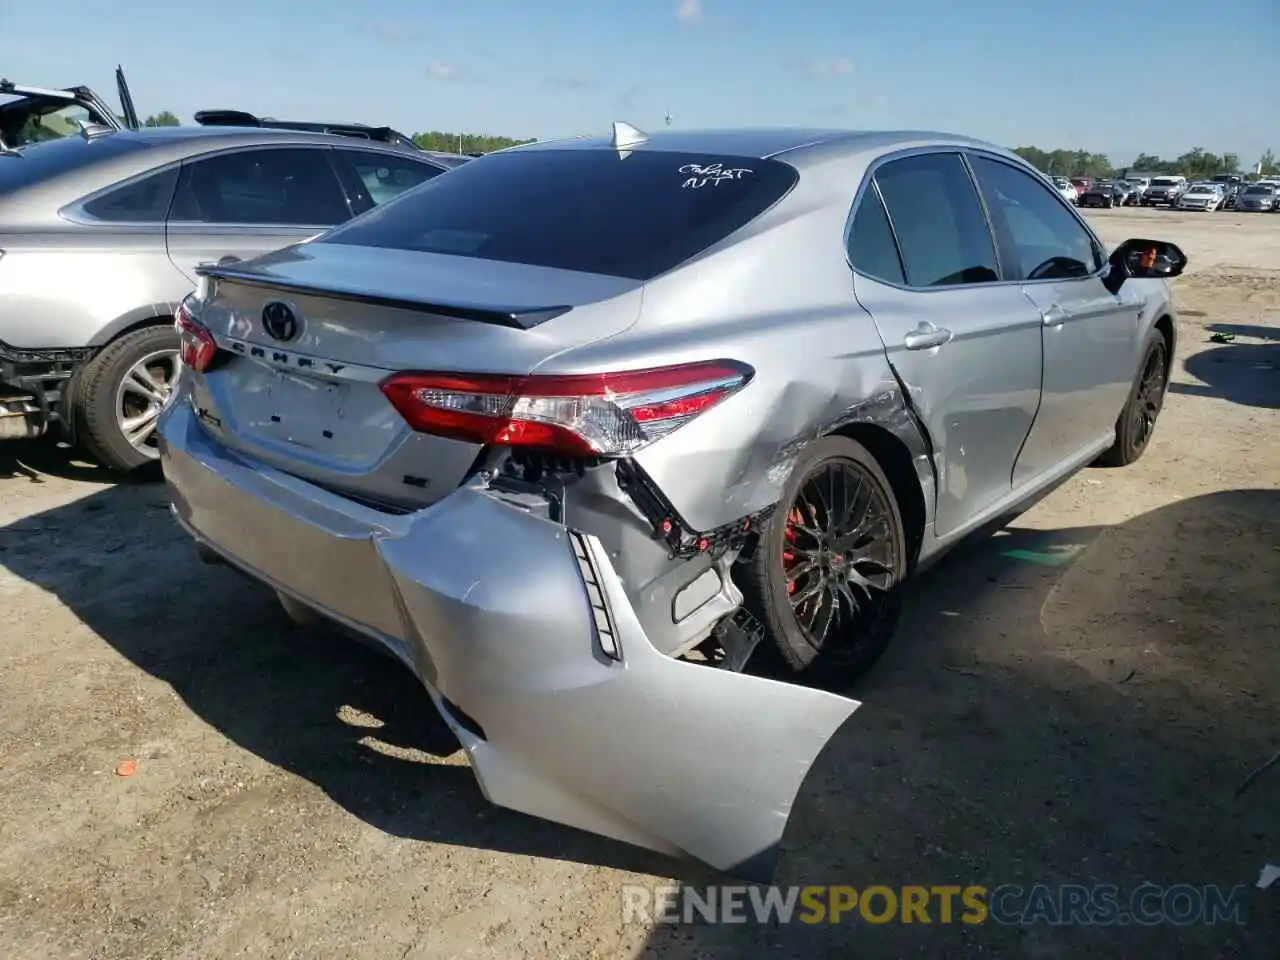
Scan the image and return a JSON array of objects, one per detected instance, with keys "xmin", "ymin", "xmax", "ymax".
[
  {"xmin": 542, "ymin": 73, "xmax": 599, "ymax": 91},
  {"xmin": 426, "ymin": 61, "xmax": 467, "ymax": 82},
  {"xmin": 374, "ymin": 22, "xmax": 408, "ymax": 42},
  {"xmin": 676, "ymin": 0, "xmax": 704, "ymax": 25},
  {"xmin": 808, "ymin": 57, "xmax": 854, "ymax": 79}
]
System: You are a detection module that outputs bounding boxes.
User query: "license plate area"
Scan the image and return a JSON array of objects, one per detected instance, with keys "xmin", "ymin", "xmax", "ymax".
[{"xmin": 223, "ymin": 361, "xmax": 356, "ymax": 453}]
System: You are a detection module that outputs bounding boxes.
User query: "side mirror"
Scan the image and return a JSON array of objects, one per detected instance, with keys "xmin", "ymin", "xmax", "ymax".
[{"xmin": 1102, "ymin": 238, "xmax": 1188, "ymax": 294}]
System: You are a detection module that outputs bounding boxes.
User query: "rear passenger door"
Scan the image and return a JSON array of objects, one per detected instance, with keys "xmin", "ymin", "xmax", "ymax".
[
  {"xmin": 967, "ymin": 154, "xmax": 1140, "ymax": 485},
  {"xmin": 165, "ymin": 146, "xmax": 354, "ymax": 282},
  {"xmin": 330, "ymin": 148, "xmax": 449, "ymax": 214},
  {"xmin": 847, "ymin": 151, "xmax": 1044, "ymax": 539}
]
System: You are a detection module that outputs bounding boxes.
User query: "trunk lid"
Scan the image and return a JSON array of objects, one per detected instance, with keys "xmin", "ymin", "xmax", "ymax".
[
  {"xmin": 115, "ymin": 65, "xmax": 139, "ymax": 131},
  {"xmin": 188, "ymin": 242, "xmax": 644, "ymax": 505}
]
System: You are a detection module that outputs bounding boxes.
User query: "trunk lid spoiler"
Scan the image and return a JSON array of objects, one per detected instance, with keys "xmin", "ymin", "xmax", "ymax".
[
  {"xmin": 194, "ymin": 242, "xmax": 645, "ymax": 333},
  {"xmin": 196, "ymin": 262, "xmax": 573, "ymax": 331}
]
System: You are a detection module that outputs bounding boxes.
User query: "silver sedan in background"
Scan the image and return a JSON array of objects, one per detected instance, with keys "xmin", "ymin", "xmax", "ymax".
[
  {"xmin": 159, "ymin": 126, "xmax": 1185, "ymax": 879},
  {"xmin": 0, "ymin": 126, "xmax": 459, "ymax": 468}
]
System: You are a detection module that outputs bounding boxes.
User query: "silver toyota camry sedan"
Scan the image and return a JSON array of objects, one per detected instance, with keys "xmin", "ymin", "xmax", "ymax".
[{"xmin": 158, "ymin": 124, "xmax": 1185, "ymax": 880}]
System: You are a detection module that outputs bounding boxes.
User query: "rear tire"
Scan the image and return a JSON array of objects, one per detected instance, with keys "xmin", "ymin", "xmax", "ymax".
[
  {"xmin": 1096, "ymin": 332, "xmax": 1169, "ymax": 468},
  {"xmin": 738, "ymin": 436, "xmax": 907, "ymax": 688},
  {"xmin": 74, "ymin": 324, "xmax": 180, "ymax": 473}
]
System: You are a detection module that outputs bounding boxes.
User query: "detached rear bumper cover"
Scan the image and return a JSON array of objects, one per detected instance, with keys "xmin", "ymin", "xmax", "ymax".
[{"xmin": 158, "ymin": 402, "xmax": 858, "ymax": 879}]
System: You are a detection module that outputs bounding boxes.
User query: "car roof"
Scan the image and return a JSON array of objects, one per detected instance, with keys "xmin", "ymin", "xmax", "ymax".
[
  {"xmin": 111, "ymin": 125, "xmax": 421, "ymax": 151},
  {"xmin": 509, "ymin": 126, "xmax": 1016, "ymax": 169},
  {"xmin": 0, "ymin": 125, "xmax": 445, "ymax": 223}
]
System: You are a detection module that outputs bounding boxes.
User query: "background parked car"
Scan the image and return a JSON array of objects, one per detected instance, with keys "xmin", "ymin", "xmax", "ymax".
[
  {"xmin": 1069, "ymin": 176, "xmax": 1092, "ymax": 200},
  {"xmin": 1209, "ymin": 173, "xmax": 1245, "ymax": 209},
  {"xmin": 0, "ymin": 66, "xmax": 138, "ymax": 148},
  {"xmin": 1176, "ymin": 182, "xmax": 1226, "ymax": 211},
  {"xmin": 1235, "ymin": 181, "xmax": 1278, "ymax": 211},
  {"xmin": 1142, "ymin": 175, "xmax": 1188, "ymax": 206},
  {"xmin": 0, "ymin": 125, "xmax": 460, "ymax": 470},
  {"xmin": 1079, "ymin": 179, "xmax": 1129, "ymax": 207},
  {"xmin": 1051, "ymin": 175, "xmax": 1078, "ymax": 203},
  {"xmin": 1125, "ymin": 177, "xmax": 1151, "ymax": 203}
]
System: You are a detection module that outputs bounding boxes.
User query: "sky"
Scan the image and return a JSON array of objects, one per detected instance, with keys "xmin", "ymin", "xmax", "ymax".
[{"xmin": 3, "ymin": 0, "xmax": 1277, "ymax": 165}]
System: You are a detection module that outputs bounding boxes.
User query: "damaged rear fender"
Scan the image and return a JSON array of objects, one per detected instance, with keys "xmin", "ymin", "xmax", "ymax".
[{"xmin": 631, "ymin": 352, "xmax": 937, "ymax": 536}]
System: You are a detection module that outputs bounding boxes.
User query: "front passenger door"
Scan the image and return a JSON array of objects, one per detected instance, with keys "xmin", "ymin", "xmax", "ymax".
[
  {"xmin": 165, "ymin": 146, "xmax": 354, "ymax": 281},
  {"xmin": 848, "ymin": 152, "xmax": 1044, "ymax": 539},
  {"xmin": 968, "ymin": 155, "xmax": 1142, "ymax": 485}
]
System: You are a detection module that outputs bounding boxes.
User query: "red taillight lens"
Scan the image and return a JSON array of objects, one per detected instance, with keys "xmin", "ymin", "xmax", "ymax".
[
  {"xmin": 174, "ymin": 299, "xmax": 217, "ymax": 373},
  {"xmin": 379, "ymin": 360, "xmax": 754, "ymax": 456}
]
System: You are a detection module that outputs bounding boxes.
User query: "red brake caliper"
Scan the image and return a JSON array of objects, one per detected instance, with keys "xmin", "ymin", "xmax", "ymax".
[{"xmin": 782, "ymin": 508, "xmax": 803, "ymax": 595}]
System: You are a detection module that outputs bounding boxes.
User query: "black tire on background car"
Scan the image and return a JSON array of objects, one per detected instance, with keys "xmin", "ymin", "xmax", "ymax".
[
  {"xmin": 74, "ymin": 324, "xmax": 181, "ymax": 473},
  {"xmin": 1095, "ymin": 332, "xmax": 1169, "ymax": 468},
  {"xmin": 738, "ymin": 436, "xmax": 907, "ymax": 688}
]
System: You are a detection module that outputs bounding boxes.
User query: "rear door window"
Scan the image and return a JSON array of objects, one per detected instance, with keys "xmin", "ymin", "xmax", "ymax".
[
  {"xmin": 169, "ymin": 147, "xmax": 351, "ymax": 225},
  {"xmin": 320, "ymin": 148, "xmax": 800, "ymax": 280},
  {"xmin": 872, "ymin": 153, "xmax": 1000, "ymax": 287},
  {"xmin": 332, "ymin": 149, "xmax": 447, "ymax": 207},
  {"xmin": 846, "ymin": 184, "xmax": 906, "ymax": 285},
  {"xmin": 80, "ymin": 166, "xmax": 179, "ymax": 222}
]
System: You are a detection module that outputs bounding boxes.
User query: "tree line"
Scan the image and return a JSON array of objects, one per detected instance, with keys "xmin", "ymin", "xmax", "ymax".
[
  {"xmin": 1012, "ymin": 145, "xmax": 1277, "ymax": 179},
  {"xmin": 138, "ymin": 112, "xmax": 530, "ymax": 154}
]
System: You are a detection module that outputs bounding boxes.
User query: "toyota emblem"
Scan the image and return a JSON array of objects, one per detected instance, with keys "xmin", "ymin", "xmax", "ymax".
[{"xmin": 262, "ymin": 301, "xmax": 299, "ymax": 342}]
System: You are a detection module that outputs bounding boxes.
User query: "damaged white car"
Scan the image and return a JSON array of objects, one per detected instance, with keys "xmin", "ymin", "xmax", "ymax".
[{"xmin": 158, "ymin": 124, "xmax": 1184, "ymax": 879}]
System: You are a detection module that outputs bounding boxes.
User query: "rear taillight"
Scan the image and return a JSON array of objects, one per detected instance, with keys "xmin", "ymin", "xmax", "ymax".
[
  {"xmin": 174, "ymin": 298, "xmax": 217, "ymax": 372},
  {"xmin": 379, "ymin": 360, "xmax": 754, "ymax": 456}
]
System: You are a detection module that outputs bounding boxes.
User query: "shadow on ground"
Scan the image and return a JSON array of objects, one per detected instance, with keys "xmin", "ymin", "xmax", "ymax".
[
  {"xmin": 1171, "ymin": 323, "xmax": 1280, "ymax": 409},
  {"xmin": 637, "ymin": 488, "xmax": 1279, "ymax": 958},
  {"xmin": 0, "ymin": 435, "xmax": 158, "ymax": 485},
  {"xmin": 0, "ymin": 481, "xmax": 1277, "ymax": 957}
]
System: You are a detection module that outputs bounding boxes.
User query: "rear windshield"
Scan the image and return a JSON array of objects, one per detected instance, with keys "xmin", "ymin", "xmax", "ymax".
[
  {"xmin": 320, "ymin": 148, "xmax": 800, "ymax": 280},
  {"xmin": 1243, "ymin": 184, "xmax": 1275, "ymax": 195},
  {"xmin": 0, "ymin": 133, "xmax": 146, "ymax": 196}
]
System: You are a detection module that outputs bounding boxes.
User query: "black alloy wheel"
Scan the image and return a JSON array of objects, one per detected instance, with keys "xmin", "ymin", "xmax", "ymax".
[
  {"xmin": 1096, "ymin": 335, "xmax": 1169, "ymax": 467},
  {"xmin": 739, "ymin": 436, "xmax": 907, "ymax": 687}
]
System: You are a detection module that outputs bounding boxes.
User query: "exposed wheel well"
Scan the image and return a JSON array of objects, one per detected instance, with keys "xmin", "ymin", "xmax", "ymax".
[{"xmin": 828, "ymin": 422, "xmax": 927, "ymax": 571}]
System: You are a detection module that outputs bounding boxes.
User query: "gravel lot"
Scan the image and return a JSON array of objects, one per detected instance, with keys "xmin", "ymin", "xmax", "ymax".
[{"xmin": 1, "ymin": 208, "xmax": 1277, "ymax": 959}]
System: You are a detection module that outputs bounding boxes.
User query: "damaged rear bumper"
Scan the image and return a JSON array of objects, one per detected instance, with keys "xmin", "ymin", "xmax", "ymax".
[{"xmin": 158, "ymin": 400, "xmax": 859, "ymax": 880}]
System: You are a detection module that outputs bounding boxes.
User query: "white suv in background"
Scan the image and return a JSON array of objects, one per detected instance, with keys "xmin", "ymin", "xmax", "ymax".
[{"xmin": 1051, "ymin": 176, "xmax": 1078, "ymax": 204}]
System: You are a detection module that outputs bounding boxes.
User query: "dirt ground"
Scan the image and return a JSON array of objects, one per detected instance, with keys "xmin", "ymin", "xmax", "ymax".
[{"xmin": 0, "ymin": 208, "xmax": 1277, "ymax": 959}]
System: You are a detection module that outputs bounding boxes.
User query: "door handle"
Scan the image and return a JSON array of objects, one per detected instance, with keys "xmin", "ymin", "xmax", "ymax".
[
  {"xmin": 1041, "ymin": 305, "xmax": 1070, "ymax": 327},
  {"xmin": 903, "ymin": 323, "xmax": 953, "ymax": 350}
]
